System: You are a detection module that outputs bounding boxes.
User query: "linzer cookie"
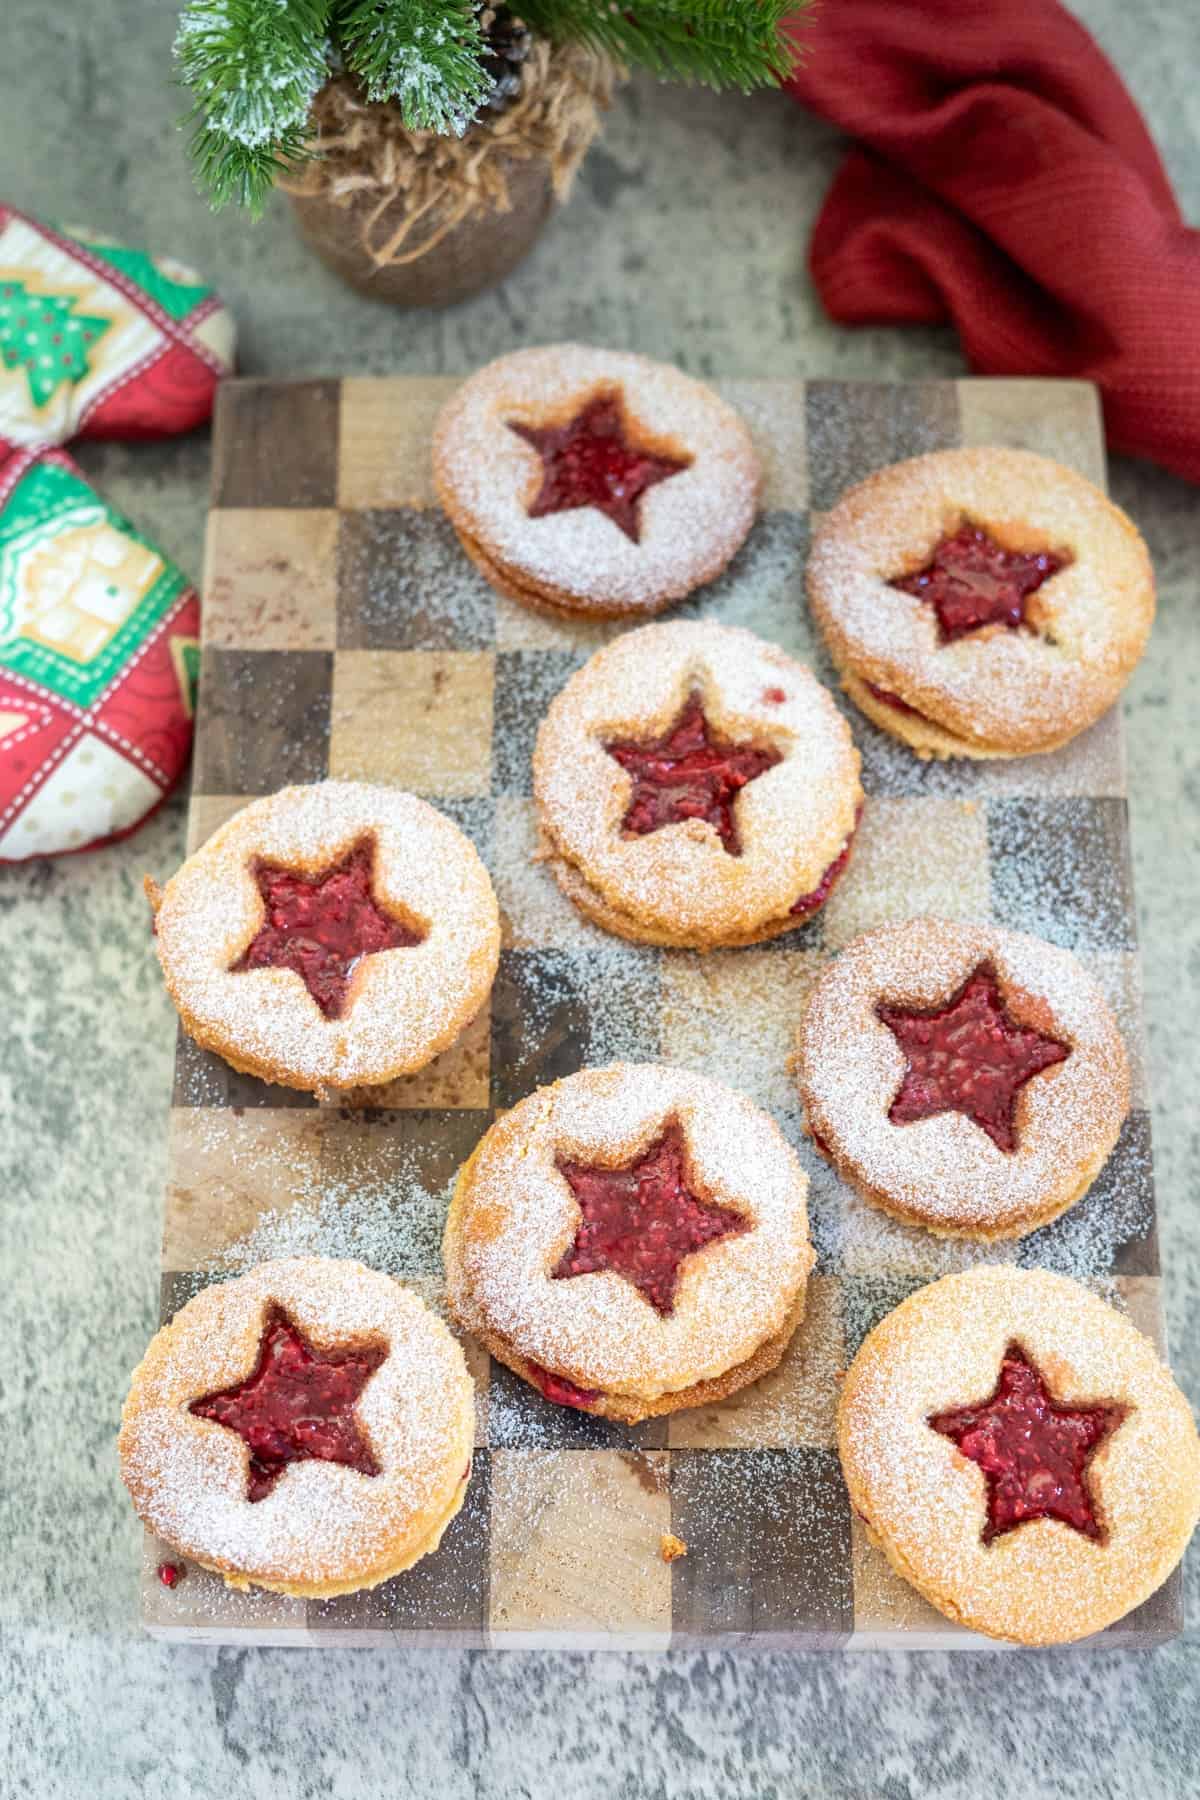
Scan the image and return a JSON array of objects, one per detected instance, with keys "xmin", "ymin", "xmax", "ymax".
[
  {"xmin": 794, "ymin": 918, "xmax": 1130, "ymax": 1241},
  {"xmin": 146, "ymin": 780, "xmax": 499, "ymax": 1097},
  {"xmin": 443, "ymin": 1063, "xmax": 815, "ymax": 1424},
  {"xmin": 807, "ymin": 447, "xmax": 1154, "ymax": 758},
  {"xmin": 119, "ymin": 1258, "xmax": 476, "ymax": 1598},
  {"xmin": 837, "ymin": 1267, "xmax": 1200, "ymax": 1644},
  {"xmin": 532, "ymin": 620, "xmax": 862, "ymax": 949},
  {"xmin": 432, "ymin": 345, "xmax": 760, "ymax": 618}
]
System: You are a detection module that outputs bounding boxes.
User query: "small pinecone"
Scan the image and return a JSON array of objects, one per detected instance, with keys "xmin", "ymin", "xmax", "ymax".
[{"xmin": 479, "ymin": 6, "xmax": 533, "ymax": 114}]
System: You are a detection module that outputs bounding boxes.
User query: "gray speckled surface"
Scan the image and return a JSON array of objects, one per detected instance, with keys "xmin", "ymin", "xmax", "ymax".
[{"xmin": 2, "ymin": 2, "xmax": 1199, "ymax": 1794}]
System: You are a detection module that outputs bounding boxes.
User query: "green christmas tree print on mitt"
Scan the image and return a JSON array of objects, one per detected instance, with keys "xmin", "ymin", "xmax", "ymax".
[{"xmin": 0, "ymin": 281, "xmax": 112, "ymax": 410}]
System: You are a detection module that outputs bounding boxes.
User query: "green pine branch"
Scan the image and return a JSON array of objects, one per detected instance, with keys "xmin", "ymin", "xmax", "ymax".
[
  {"xmin": 176, "ymin": 0, "xmax": 334, "ymax": 214},
  {"xmin": 335, "ymin": 0, "xmax": 492, "ymax": 133},
  {"xmin": 519, "ymin": 0, "xmax": 803, "ymax": 91},
  {"xmin": 175, "ymin": 0, "xmax": 807, "ymax": 213}
]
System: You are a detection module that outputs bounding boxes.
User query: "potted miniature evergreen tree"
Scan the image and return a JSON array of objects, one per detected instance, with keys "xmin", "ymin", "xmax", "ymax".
[{"xmin": 175, "ymin": 1, "xmax": 801, "ymax": 306}]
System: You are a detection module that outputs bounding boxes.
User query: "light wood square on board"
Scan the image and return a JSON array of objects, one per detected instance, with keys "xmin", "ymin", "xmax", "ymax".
[
  {"xmin": 1112, "ymin": 1276, "xmax": 1166, "ymax": 1356},
  {"xmin": 328, "ymin": 649, "xmax": 494, "ymax": 795},
  {"xmin": 202, "ymin": 508, "xmax": 339, "ymax": 651},
  {"xmin": 162, "ymin": 1107, "xmax": 328, "ymax": 1270},
  {"xmin": 847, "ymin": 1514, "xmax": 970, "ymax": 1647},
  {"xmin": 185, "ymin": 793, "xmax": 253, "ymax": 856},
  {"xmin": 961, "ymin": 708, "xmax": 1126, "ymax": 802},
  {"xmin": 140, "ymin": 1534, "xmax": 309, "ymax": 1640},
  {"xmin": 337, "ymin": 376, "xmax": 457, "ymax": 510},
  {"xmin": 716, "ymin": 378, "xmax": 808, "ymax": 510},
  {"xmin": 659, "ymin": 947, "xmax": 825, "ymax": 1118},
  {"xmin": 833, "ymin": 1180, "xmax": 1016, "ymax": 1282},
  {"xmin": 957, "ymin": 379, "xmax": 1106, "ymax": 488},
  {"xmin": 668, "ymin": 1277, "xmax": 843, "ymax": 1450},
  {"xmin": 488, "ymin": 1448, "xmax": 672, "ymax": 1647},
  {"xmin": 821, "ymin": 797, "xmax": 991, "ymax": 951}
]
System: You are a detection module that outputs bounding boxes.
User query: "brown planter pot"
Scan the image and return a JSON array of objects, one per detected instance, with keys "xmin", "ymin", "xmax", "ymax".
[
  {"xmin": 288, "ymin": 150, "xmax": 556, "ymax": 309},
  {"xmin": 279, "ymin": 47, "xmax": 617, "ymax": 311}
]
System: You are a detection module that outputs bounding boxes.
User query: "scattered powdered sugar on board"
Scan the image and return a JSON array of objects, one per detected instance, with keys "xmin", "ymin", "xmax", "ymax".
[
  {"xmin": 203, "ymin": 1175, "xmax": 451, "ymax": 1289},
  {"xmin": 179, "ymin": 1117, "xmax": 454, "ymax": 1300}
]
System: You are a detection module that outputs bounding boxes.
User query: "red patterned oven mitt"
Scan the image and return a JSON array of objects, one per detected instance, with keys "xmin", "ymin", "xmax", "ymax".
[{"xmin": 0, "ymin": 207, "xmax": 233, "ymax": 861}]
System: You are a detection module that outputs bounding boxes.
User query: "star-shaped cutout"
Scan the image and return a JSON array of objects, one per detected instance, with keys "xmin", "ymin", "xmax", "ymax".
[
  {"xmin": 231, "ymin": 838, "xmax": 425, "ymax": 1019},
  {"xmin": 507, "ymin": 390, "xmax": 689, "ymax": 542},
  {"xmin": 553, "ymin": 1122, "xmax": 748, "ymax": 1316},
  {"xmin": 605, "ymin": 692, "xmax": 781, "ymax": 856},
  {"xmin": 891, "ymin": 525, "xmax": 1066, "ymax": 643},
  {"xmin": 189, "ymin": 1308, "xmax": 387, "ymax": 1503},
  {"xmin": 877, "ymin": 962, "xmax": 1070, "ymax": 1153},
  {"xmin": 929, "ymin": 1345, "xmax": 1125, "ymax": 1543}
]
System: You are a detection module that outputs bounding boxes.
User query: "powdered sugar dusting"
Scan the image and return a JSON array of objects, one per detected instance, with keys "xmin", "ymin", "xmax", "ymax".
[
  {"xmin": 446, "ymin": 1063, "xmax": 814, "ymax": 1400},
  {"xmin": 838, "ymin": 1266, "xmax": 1200, "ymax": 1643},
  {"xmin": 153, "ymin": 781, "xmax": 499, "ymax": 1092},
  {"xmin": 796, "ymin": 919, "xmax": 1130, "ymax": 1238},
  {"xmin": 120, "ymin": 1258, "xmax": 475, "ymax": 1593},
  {"xmin": 808, "ymin": 448, "xmax": 1153, "ymax": 752},
  {"xmin": 533, "ymin": 620, "xmax": 861, "ymax": 945},
  {"xmin": 196, "ymin": 1151, "xmax": 452, "ymax": 1290},
  {"xmin": 433, "ymin": 345, "xmax": 760, "ymax": 614}
]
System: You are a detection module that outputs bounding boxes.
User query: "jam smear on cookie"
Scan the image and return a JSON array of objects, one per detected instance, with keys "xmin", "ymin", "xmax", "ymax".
[
  {"xmin": 930, "ymin": 1345, "xmax": 1124, "ymax": 1542},
  {"xmin": 790, "ymin": 807, "xmax": 861, "ymax": 918},
  {"xmin": 526, "ymin": 1363, "xmax": 603, "ymax": 1411},
  {"xmin": 189, "ymin": 1308, "xmax": 387, "ymax": 1502},
  {"xmin": 877, "ymin": 963, "xmax": 1070, "ymax": 1153},
  {"xmin": 232, "ymin": 840, "xmax": 425, "ymax": 1019},
  {"xmin": 892, "ymin": 525, "xmax": 1066, "ymax": 643}
]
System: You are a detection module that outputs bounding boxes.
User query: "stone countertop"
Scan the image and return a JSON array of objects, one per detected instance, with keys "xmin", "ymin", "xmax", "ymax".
[{"xmin": 2, "ymin": 3, "xmax": 1198, "ymax": 1795}]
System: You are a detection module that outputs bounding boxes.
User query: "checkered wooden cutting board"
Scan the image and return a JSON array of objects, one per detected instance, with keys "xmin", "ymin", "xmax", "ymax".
[{"xmin": 142, "ymin": 374, "xmax": 1176, "ymax": 1648}]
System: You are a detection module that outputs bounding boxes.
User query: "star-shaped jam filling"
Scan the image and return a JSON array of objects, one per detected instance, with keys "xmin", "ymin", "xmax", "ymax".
[
  {"xmin": 605, "ymin": 693, "xmax": 781, "ymax": 856},
  {"xmin": 553, "ymin": 1122, "xmax": 749, "ymax": 1316},
  {"xmin": 231, "ymin": 838, "xmax": 426, "ymax": 1020},
  {"xmin": 189, "ymin": 1308, "xmax": 387, "ymax": 1503},
  {"xmin": 507, "ymin": 390, "xmax": 689, "ymax": 542},
  {"xmin": 877, "ymin": 962, "xmax": 1070, "ymax": 1153},
  {"xmin": 929, "ymin": 1345, "xmax": 1125, "ymax": 1543},
  {"xmin": 891, "ymin": 524, "xmax": 1067, "ymax": 643}
]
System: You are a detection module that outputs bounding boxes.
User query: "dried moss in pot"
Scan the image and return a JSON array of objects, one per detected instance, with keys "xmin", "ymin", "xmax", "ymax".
[{"xmin": 280, "ymin": 39, "xmax": 617, "ymax": 308}]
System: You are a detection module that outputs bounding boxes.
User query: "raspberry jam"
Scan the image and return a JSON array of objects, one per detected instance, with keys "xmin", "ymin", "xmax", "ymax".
[
  {"xmin": 790, "ymin": 807, "xmax": 861, "ymax": 917},
  {"xmin": 606, "ymin": 694, "xmax": 781, "ymax": 856},
  {"xmin": 508, "ymin": 390, "xmax": 688, "ymax": 542},
  {"xmin": 232, "ymin": 839, "xmax": 425, "ymax": 1019},
  {"xmin": 892, "ymin": 525, "xmax": 1066, "ymax": 642},
  {"xmin": 865, "ymin": 682, "xmax": 924, "ymax": 719},
  {"xmin": 526, "ymin": 1362, "xmax": 603, "ymax": 1411},
  {"xmin": 930, "ymin": 1346, "xmax": 1124, "ymax": 1542},
  {"xmin": 877, "ymin": 963, "xmax": 1070, "ymax": 1153},
  {"xmin": 554, "ymin": 1122, "xmax": 748, "ymax": 1316},
  {"xmin": 157, "ymin": 1562, "xmax": 183, "ymax": 1589},
  {"xmin": 189, "ymin": 1309, "xmax": 387, "ymax": 1503}
]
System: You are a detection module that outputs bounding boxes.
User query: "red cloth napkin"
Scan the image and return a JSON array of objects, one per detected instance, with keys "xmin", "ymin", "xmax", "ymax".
[{"xmin": 786, "ymin": 0, "xmax": 1200, "ymax": 484}]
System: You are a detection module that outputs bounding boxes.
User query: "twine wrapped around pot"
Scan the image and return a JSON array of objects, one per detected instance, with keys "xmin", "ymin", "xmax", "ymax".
[{"xmin": 281, "ymin": 41, "xmax": 619, "ymax": 307}]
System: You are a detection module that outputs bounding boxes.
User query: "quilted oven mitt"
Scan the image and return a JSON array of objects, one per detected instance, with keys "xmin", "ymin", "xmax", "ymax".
[{"xmin": 0, "ymin": 207, "xmax": 234, "ymax": 861}]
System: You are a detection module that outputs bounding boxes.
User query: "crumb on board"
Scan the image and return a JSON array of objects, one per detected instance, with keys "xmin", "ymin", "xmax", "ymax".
[{"xmin": 660, "ymin": 1533, "xmax": 688, "ymax": 1563}]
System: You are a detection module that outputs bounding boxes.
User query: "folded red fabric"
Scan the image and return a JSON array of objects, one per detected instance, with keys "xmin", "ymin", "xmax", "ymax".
[{"xmin": 786, "ymin": 0, "xmax": 1200, "ymax": 484}]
